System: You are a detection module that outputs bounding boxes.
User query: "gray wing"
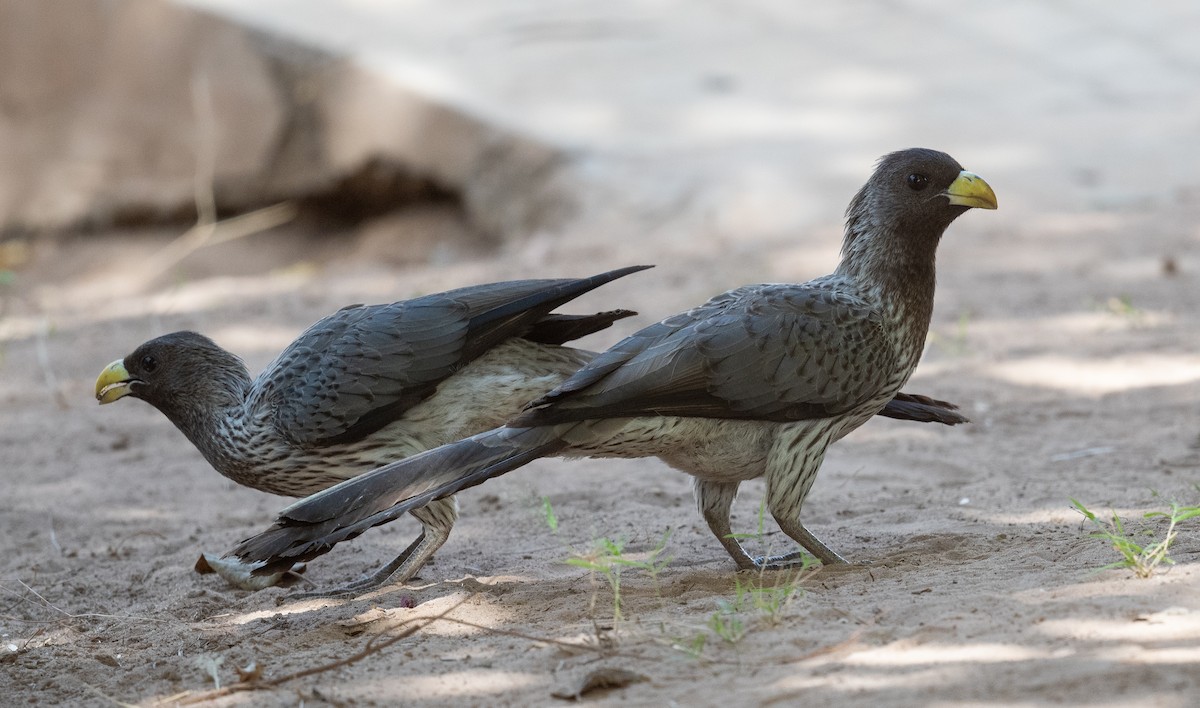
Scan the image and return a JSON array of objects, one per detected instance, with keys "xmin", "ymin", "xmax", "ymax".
[
  {"xmin": 252, "ymin": 298, "xmax": 471, "ymax": 446},
  {"xmin": 513, "ymin": 283, "xmax": 898, "ymax": 424},
  {"xmin": 251, "ymin": 267, "xmax": 650, "ymax": 447}
]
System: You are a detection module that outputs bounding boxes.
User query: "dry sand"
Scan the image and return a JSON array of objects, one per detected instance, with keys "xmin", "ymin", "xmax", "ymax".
[{"xmin": 3, "ymin": 182, "xmax": 1200, "ymax": 707}]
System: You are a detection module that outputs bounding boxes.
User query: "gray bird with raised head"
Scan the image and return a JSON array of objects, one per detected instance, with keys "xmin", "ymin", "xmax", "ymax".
[{"xmin": 232, "ymin": 148, "xmax": 995, "ymax": 587}]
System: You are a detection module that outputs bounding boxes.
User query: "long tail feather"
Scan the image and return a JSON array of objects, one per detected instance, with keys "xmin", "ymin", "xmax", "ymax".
[
  {"xmin": 462, "ymin": 265, "xmax": 652, "ymax": 360},
  {"xmin": 878, "ymin": 392, "xmax": 969, "ymax": 425},
  {"xmin": 525, "ymin": 309, "xmax": 637, "ymax": 345},
  {"xmin": 231, "ymin": 426, "xmax": 566, "ymax": 574}
]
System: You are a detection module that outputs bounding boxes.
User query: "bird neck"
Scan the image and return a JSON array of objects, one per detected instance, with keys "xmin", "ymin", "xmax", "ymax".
[
  {"xmin": 835, "ymin": 218, "xmax": 939, "ymax": 342},
  {"xmin": 160, "ymin": 373, "xmax": 253, "ymax": 471}
]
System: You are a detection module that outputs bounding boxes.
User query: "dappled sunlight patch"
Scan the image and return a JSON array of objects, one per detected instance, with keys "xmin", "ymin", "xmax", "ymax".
[
  {"xmin": 771, "ymin": 664, "xmax": 972, "ymax": 694},
  {"xmin": 841, "ymin": 641, "xmax": 1049, "ymax": 667},
  {"xmin": 1012, "ymin": 576, "xmax": 1195, "ymax": 604},
  {"xmin": 984, "ymin": 354, "xmax": 1200, "ymax": 395},
  {"xmin": 93, "ymin": 505, "xmax": 180, "ymax": 523},
  {"xmin": 768, "ymin": 641, "xmax": 1062, "ymax": 696},
  {"xmin": 202, "ymin": 583, "xmax": 528, "ymax": 633},
  {"xmin": 1038, "ymin": 607, "xmax": 1200, "ymax": 647},
  {"xmin": 1090, "ymin": 644, "xmax": 1200, "ymax": 665},
  {"xmin": 0, "ymin": 623, "xmax": 79, "ymax": 653},
  {"xmin": 384, "ymin": 589, "xmax": 522, "ymax": 639},
  {"xmin": 370, "ymin": 668, "xmax": 543, "ymax": 700},
  {"xmin": 960, "ymin": 507, "xmax": 1080, "ymax": 526},
  {"xmin": 202, "ymin": 598, "xmax": 354, "ymax": 627}
]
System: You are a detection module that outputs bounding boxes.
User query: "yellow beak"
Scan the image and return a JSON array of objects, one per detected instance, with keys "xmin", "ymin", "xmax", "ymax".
[
  {"xmin": 943, "ymin": 171, "xmax": 998, "ymax": 210},
  {"xmin": 95, "ymin": 360, "xmax": 134, "ymax": 404}
]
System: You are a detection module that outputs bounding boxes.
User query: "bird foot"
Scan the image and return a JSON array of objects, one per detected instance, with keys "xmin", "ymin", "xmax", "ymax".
[
  {"xmin": 750, "ymin": 554, "xmax": 866, "ymax": 575},
  {"xmin": 291, "ymin": 585, "xmax": 365, "ymax": 600},
  {"xmin": 290, "ymin": 582, "xmax": 397, "ymax": 600},
  {"xmin": 751, "ymin": 547, "xmax": 853, "ymax": 571},
  {"xmin": 290, "ymin": 567, "xmax": 420, "ymax": 600},
  {"xmin": 751, "ymin": 551, "xmax": 818, "ymax": 572}
]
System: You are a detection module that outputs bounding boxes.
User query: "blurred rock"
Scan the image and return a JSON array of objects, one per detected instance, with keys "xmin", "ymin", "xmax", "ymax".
[{"xmin": 0, "ymin": 0, "xmax": 569, "ymax": 240}]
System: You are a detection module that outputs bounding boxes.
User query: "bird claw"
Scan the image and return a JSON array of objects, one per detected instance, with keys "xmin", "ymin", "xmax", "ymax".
[
  {"xmin": 750, "ymin": 552, "xmax": 818, "ymax": 572},
  {"xmin": 291, "ymin": 585, "xmax": 362, "ymax": 601},
  {"xmin": 749, "ymin": 553, "xmax": 865, "ymax": 574}
]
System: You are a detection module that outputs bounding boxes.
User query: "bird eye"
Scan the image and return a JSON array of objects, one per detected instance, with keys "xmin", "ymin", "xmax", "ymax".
[
  {"xmin": 140, "ymin": 355, "xmax": 158, "ymax": 373},
  {"xmin": 906, "ymin": 173, "xmax": 929, "ymax": 191}
]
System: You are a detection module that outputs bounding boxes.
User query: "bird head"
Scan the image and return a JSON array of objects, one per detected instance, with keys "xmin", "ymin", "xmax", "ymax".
[
  {"xmin": 95, "ymin": 331, "xmax": 251, "ymax": 416},
  {"xmin": 840, "ymin": 148, "xmax": 996, "ymax": 282},
  {"xmin": 847, "ymin": 147, "xmax": 997, "ymax": 239}
]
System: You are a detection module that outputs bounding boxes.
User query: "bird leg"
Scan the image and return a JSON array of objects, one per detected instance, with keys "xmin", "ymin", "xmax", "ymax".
[
  {"xmin": 296, "ymin": 497, "xmax": 458, "ymax": 598},
  {"xmin": 768, "ymin": 516, "xmax": 847, "ymax": 567},
  {"xmin": 761, "ymin": 435, "xmax": 846, "ymax": 567},
  {"xmin": 295, "ymin": 533, "xmax": 426, "ymax": 599},
  {"xmin": 695, "ymin": 480, "xmax": 757, "ymax": 570}
]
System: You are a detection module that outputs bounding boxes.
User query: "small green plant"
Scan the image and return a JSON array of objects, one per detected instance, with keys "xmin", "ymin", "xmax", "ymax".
[
  {"xmin": 681, "ymin": 632, "xmax": 707, "ymax": 659},
  {"xmin": 675, "ymin": 569, "xmax": 805, "ymax": 658},
  {"xmin": 540, "ymin": 495, "xmax": 558, "ymax": 534},
  {"xmin": 1105, "ymin": 294, "xmax": 1140, "ymax": 318},
  {"xmin": 734, "ymin": 572, "xmax": 802, "ymax": 625},
  {"xmin": 567, "ymin": 531, "xmax": 672, "ymax": 623},
  {"xmin": 670, "ymin": 499, "xmax": 816, "ymax": 658},
  {"xmin": 1072, "ymin": 498, "xmax": 1200, "ymax": 578},
  {"xmin": 708, "ymin": 601, "xmax": 747, "ymax": 645},
  {"xmin": 680, "ymin": 499, "xmax": 809, "ymax": 654},
  {"xmin": 1094, "ymin": 293, "xmax": 1149, "ymax": 327}
]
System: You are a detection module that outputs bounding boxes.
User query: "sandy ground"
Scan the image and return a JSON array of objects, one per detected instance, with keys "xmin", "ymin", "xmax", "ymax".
[
  {"xmin": 5, "ymin": 2, "xmax": 1200, "ymax": 705},
  {"xmin": 3, "ymin": 179, "xmax": 1200, "ymax": 707}
]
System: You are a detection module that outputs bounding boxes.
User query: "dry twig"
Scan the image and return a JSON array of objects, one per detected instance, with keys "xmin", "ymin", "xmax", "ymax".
[{"xmin": 165, "ymin": 593, "xmax": 478, "ymax": 705}]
